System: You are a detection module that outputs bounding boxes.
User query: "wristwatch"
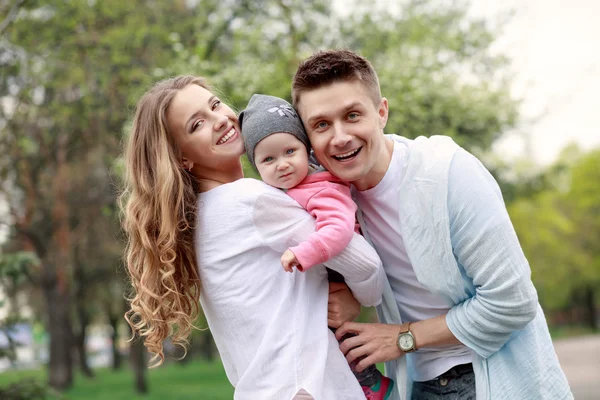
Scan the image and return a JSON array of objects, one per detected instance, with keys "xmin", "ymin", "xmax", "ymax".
[{"xmin": 397, "ymin": 322, "xmax": 417, "ymax": 353}]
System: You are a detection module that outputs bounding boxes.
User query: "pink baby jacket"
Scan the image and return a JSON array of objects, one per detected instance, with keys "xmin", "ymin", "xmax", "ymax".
[{"xmin": 286, "ymin": 171, "xmax": 358, "ymax": 271}]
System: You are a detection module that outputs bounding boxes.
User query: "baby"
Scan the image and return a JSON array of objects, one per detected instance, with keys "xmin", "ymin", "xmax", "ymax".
[
  {"xmin": 240, "ymin": 94, "xmax": 358, "ymax": 273},
  {"xmin": 240, "ymin": 94, "xmax": 394, "ymax": 400}
]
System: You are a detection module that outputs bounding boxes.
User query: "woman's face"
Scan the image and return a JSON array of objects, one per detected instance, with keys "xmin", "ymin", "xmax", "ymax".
[{"xmin": 167, "ymin": 84, "xmax": 244, "ymax": 170}]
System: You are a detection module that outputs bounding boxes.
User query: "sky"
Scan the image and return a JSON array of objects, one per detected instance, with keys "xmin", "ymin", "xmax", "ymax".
[{"xmin": 470, "ymin": 0, "xmax": 600, "ymax": 165}]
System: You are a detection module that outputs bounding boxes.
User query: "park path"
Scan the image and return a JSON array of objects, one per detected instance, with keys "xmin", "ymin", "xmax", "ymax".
[{"xmin": 554, "ymin": 335, "xmax": 600, "ymax": 399}]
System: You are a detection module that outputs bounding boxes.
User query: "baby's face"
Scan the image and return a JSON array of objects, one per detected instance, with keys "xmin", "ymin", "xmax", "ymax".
[{"xmin": 254, "ymin": 133, "xmax": 309, "ymax": 189}]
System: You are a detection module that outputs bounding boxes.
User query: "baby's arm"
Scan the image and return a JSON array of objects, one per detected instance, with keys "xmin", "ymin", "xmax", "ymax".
[
  {"xmin": 254, "ymin": 188, "xmax": 383, "ymax": 307},
  {"xmin": 286, "ymin": 184, "xmax": 357, "ymax": 271}
]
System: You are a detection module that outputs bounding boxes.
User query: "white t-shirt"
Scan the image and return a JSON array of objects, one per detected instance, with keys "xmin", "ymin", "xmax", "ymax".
[
  {"xmin": 196, "ymin": 178, "xmax": 384, "ymax": 400},
  {"xmin": 354, "ymin": 140, "xmax": 471, "ymax": 382}
]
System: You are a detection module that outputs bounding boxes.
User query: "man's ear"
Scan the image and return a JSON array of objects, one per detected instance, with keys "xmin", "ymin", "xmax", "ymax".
[{"xmin": 378, "ymin": 97, "xmax": 389, "ymax": 129}]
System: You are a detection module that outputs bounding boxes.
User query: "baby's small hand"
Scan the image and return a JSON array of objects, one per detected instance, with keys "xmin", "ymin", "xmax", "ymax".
[{"xmin": 281, "ymin": 250, "xmax": 301, "ymax": 273}]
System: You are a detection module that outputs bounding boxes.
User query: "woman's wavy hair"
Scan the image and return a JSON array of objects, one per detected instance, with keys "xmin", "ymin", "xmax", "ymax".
[{"xmin": 120, "ymin": 76, "xmax": 208, "ymax": 367}]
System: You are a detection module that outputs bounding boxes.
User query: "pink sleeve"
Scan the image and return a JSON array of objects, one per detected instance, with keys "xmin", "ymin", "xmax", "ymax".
[{"xmin": 288, "ymin": 184, "xmax": 357, "ymax": 271}]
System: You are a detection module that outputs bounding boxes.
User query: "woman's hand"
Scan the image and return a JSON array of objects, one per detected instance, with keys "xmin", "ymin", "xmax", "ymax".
[
  {"xmin": 335, "ymin": 322, "xmax": 404, "ymax": 372},
  {"xmin": 327, "ymin": 282, "xmax": 361, "ymax": 329}
]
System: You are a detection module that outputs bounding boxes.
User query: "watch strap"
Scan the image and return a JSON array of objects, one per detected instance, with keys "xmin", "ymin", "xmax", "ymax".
[{"xmin": 399, "ymin": 322, "xmax": 412, "ymax": 334}]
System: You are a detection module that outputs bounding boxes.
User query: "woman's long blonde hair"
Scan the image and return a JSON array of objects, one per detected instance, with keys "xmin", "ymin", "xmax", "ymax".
[{"xmin": 120, "ymin": 76, "xmax": 209, "ymax": 367}]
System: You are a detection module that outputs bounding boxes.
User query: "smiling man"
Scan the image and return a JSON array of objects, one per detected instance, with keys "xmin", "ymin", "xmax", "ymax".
[{"xmin": 292, "ymin": 50, "xmax": 572, "ymax": 400}]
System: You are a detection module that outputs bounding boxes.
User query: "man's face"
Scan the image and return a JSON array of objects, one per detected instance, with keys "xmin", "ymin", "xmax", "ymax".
[{"xmin": 296, "ymin": 80, "xmax": 389, "ymax": 190}]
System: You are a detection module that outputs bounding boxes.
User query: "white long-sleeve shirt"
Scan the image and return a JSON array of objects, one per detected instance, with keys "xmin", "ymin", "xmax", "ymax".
[{"xmin": 196, "ymin": 178, "xmax": 384, "ymax": 400}]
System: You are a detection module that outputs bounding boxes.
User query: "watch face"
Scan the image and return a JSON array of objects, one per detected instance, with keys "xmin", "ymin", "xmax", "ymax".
[{"xmin": 399, "ymin": 333, "xmax": 414, "ymax": 350}]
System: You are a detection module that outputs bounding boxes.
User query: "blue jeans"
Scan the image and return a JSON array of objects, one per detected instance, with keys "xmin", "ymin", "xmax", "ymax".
[{"xmin": 411, "ymin": 364, "xmax": 475, "ymax": 400}]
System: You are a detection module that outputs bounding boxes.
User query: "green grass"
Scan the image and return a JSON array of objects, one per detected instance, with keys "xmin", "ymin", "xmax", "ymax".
[{"xmin": 0, "ymin": 360, "xmax": 234, "ymax": 400}]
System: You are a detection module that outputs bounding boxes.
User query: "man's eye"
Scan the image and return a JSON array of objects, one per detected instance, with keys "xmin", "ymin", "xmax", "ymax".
[
  {"xmin": 286, "ymin": 149, "xmax": 295, "ymax": 155},
  {"xmin": 317, "ymin": 121, "xmax": 328, "ymax": 129},
  {"xmin": 348, "ymin": 112, "xmax": 358, "ymax": 120}
]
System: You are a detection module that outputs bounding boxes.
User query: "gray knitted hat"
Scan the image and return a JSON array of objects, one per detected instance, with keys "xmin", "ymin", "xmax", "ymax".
[{"xmin": 239, "ymin": 94, "xmax": 310, "ymax": 168}]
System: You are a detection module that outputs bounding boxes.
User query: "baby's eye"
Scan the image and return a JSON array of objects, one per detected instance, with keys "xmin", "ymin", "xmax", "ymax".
[
  {"xmin": 263, "ymin": 156, "xmax": 273, "ymax": 163},
  {"xmin": 286, "ymin": 148, "xmax": 295, "ymax": 155}
]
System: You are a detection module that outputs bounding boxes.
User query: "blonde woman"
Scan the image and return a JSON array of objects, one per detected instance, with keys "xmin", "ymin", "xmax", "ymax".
[{"xmin": 120, "ymin": 76, "xmax": 385, "ymax": 400}]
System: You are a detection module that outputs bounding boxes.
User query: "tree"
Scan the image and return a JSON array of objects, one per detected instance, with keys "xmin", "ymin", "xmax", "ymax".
[
  {"xmin": 563, "ymin": 149, "xmax": 600, "ymax": 329},
  {"xmin": 335, "ymin": 0, "xmax": 518, "ymax": 155},
  {"xmin": 0, "ymin": 0, "xmax": 216, "ymax": 390},
  {"xmin": 509, "ymin": 147, "xmax": 600, "ymax": 329},
  {"xmin": 167, "ymin": 0, "xmax": 517, "ymax": 159}
]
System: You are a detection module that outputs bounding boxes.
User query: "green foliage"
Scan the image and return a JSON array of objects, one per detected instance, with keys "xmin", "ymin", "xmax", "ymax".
[
  {"xmin": 509, "ymin": 149, "xmax": 600, "ymax": 314},
  {"xmin": 0, "ymin": 252, "xmax": 38, "ymax": 283}
]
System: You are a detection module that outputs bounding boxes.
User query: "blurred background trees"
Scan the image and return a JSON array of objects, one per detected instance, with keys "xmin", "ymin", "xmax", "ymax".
[
  {"xmin": 509, "ymin": 148, "xmax": 600, "ymax": 331},
  {"xmin": 0, "ymin": 0, "xmax": 597, "ymax": 397}
]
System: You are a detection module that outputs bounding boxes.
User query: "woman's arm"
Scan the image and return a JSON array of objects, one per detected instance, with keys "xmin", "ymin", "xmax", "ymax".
[
  {"xmin": 328, "ymin": 282, "xmax": 361, "ymax": 329},
  {"xmin": 253, "ymin": 188, "xmax": 384, "ymax": 307}
]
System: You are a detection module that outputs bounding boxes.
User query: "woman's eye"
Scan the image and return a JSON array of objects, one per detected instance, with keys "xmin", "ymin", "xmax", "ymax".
[
  {"xmin": 192, "ymin": 120, "xmax": 204, "ymax": 131},
  {"xmin": 212, "ymin": 100, "xmax": 221, "ymax": 110},
  {"xmin": 286, "ymin": 148, "xmax": 295, "ymax": 155}
]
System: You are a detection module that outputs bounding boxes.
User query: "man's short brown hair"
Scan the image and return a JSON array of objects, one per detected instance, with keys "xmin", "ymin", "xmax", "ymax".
[{"xmin": 292, "ymin": 49, "xmax": 382, "ymax": 107}]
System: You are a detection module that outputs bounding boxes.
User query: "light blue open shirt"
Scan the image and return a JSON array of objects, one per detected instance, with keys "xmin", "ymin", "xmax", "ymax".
[{"xmin": 357, "ymin": 135, "xmax": 572, "ymax": 400}]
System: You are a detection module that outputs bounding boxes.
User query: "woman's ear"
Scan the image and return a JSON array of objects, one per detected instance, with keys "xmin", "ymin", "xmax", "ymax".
[{"xmin": 181, "ymin": 158, "xmax": 194, "ymax": 171}]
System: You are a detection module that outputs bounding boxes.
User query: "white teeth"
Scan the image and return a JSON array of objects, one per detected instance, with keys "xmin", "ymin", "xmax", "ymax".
[
  {"xmin": 334, "ymin": 148, "xmax": 359, "ymax": 159},
  {"xmin": 217, "ymin": 128, "xmax": 235, "ymax": 145}
]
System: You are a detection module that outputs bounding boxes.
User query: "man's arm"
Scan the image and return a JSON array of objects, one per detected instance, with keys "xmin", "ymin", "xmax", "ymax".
[
  {"xmin": 444, "ymin": 149, "xmax": 538, "ymax": 356},
  {"xmin": 336, "ymin": 149, "xmax": 538, "ymax": 369},
  {"xmin": 253, "ymin": 189, "xmax": 384, "ymax": 307}
]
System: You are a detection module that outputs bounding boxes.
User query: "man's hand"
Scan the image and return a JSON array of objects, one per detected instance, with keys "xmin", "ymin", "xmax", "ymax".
[
  {"xmin": 327, "ymin": 282, "xmax": 360, "ymax": 329},
  {"xmin": 281, "ymin": 249, "xmax": 301, "ymax": 272},
  {"xmin": 335, "ymin": 322, "xmax": 404, "ymax": 372}
]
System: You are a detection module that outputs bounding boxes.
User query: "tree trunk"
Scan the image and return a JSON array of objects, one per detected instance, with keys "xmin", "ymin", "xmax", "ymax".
[
  {"xmin": 72, "ymin": 245, "xmax": 94, "ymax": 378},
  {"xmin": 43, "ymin": 281, "xmax": 73, "ymax": 390},
  {"xmin": 200, "ymin": 331, "xmax": 214, "ymax": 362},
  {"xmin": 74, "ymin": 319, "xmax": 94, "ymax": 378},
  {"xmin": 129, "ymin": 334, "xmax": 148, "ymax": 394},
  {"xmin": 46, "ymin": 131, "xmax": 73, "ymax": 390},
  {"xmin": 108, "ymin": 312, "xmax": 122, "ymax": 370}
]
